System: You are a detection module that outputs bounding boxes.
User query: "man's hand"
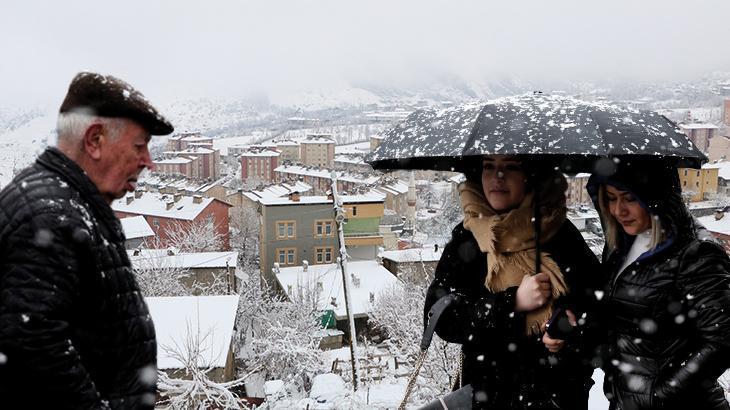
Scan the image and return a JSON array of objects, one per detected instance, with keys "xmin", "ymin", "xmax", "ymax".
[{"xmin": 516, "ymin": 272, "xmax": 552, "ymax": 312}]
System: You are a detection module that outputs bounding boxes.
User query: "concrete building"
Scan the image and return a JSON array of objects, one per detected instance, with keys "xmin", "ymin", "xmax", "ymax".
[
  {"xmin": 163, "ymin": 146, "xmax": 221, "ymax": 181},
  {"xmin": 379, "ymin": 246, "xmax": 443, "ymax": 282},
  {"xmin": 566, "ymin": 173, "xmax": 592, "ymax": 206},
  {"xmin": 274, "ymin": 164, "xmax": 380, "ymax": 195},
  {"xmin": 167, "ymin": 132, "xmax": 214, "ymax": 151},
  {"xmin": 120, "ymin": 215, "xmax": 155, "ymax": 249},
  {"xmin": 240, "ymin": 148, "xmax": 280, "ymax": 184},
  {"xmin": 258, "ymin": 193, "xmax": 385, "ymax": 287},
  {"xmin": 153, "ymin": 156, "xmax": 200, "ymax": 180},
  {"xmin": 274, "ymin": 140, "xmax": 300, "ymax": 163},
  {"xmin": 113, "ymin": 191, "xmax": 231, "ymax": 250},
  {"xmin": 679, "ymin": 123, "xmax": 719, "ymax": 153},
  {"xmin": 678, "ymin": 164, "xmax": 720, "ymax": 202},
  {"xmin": 300, "ymin": 134, "xmax": 335, "ymax": 168},
  {"xmin": 708, "ymin": 136, "xmax": 730, "ymax": 162}
]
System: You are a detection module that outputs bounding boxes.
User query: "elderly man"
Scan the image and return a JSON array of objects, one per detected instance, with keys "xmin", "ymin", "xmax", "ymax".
[{"xmin": 0, "ymin": 72, "xmax": 172, "ymax": 409}]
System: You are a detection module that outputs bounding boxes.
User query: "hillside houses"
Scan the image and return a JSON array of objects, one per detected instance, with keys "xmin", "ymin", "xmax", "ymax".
[{"xmin": 113, "ymin": 191, "xmax": 231, "ymax": 250}]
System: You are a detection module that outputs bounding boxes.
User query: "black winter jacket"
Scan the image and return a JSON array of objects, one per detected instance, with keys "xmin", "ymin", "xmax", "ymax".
[
  {"xmin": 0, "ymin": 148, "xmax": 157, "ymax": 409},
  {"xmin": 424, "ymin": 220, "xmax": 601, "ymax": 410},
  {"xmin": 597, "ymin": 236, "xmax": 730, "ymax": 410}
]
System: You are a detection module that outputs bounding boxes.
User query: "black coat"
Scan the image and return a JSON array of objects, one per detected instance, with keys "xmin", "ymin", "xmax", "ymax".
[
  {"xmin": 597, "ymin": 235, "xmax": 730, "ymax": 410},
  {"xmin": 424, "ymin": 220, "xmax": 601, "ymax": 410},
  {"xmin": 0, "ymin": 148, "xmax": 157, "ymax": 409}
]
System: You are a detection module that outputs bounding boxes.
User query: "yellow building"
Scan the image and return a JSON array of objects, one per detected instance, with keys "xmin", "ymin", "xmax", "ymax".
[{"xmin": 678, "ymin": 165, "xmax": 719, "ymax": 202}]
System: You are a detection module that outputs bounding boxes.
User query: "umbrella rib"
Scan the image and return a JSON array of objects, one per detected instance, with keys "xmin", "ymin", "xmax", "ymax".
[{"xmin": 461, "ymin": 104, "xmax": 494, "ymax": 157}]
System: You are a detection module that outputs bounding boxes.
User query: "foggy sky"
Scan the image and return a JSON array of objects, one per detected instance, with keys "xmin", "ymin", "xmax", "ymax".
[{"xmin": 2, "ymin": 0, "xmax": 730, "ymax": 108}]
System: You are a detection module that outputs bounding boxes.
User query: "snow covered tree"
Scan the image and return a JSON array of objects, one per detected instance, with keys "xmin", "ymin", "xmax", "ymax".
[
  {"xmin": 132, "ymin": 250, "xmax": 190, "ymax": 297},
  {"xmin": 157, "ymin": 323, "xmax": 255, "ymax": 409},
  {"xmin": 234, "ymin": 274, "xmax": 328, "ymax": 393},
  {"xmin": 164, "ymin": 219, "xmax": 224, "ymax": 252},
  {"xmin": 369, "ymin": 278, "xmax": 460, "ymax": 406}
]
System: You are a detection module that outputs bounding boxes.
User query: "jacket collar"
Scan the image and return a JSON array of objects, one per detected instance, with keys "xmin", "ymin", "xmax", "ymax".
[{"xmin": 36, "ymin": 147, "xmax": 124, "ymax": 242}]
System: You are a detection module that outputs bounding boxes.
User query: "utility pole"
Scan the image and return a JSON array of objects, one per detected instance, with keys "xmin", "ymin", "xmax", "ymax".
[{"xmin": 330, "ymin": 171, "xmax": 360, "ymax": 390}]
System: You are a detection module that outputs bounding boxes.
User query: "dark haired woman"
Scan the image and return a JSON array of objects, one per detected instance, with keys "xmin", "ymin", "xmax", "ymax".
[
  {"xmin": 424, "ymin": 155, "xmax": 600, "ymax": 409},
  {"xmin": 586, "ymin": 161, "xmax": 730, "ymax": 409}
]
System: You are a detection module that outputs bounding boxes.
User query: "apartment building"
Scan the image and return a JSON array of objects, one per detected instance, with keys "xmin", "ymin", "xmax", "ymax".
[
  {"xmin": 300, "ymin": 134, "xmax": 335, "ymax": 167},
  {"xmin": 258, "ymin": 192, "xmax": 385, "ymax": 287},
  {"xmin": 240, "ymin": 148, "xmax": 279, "ymax": 183},
  {"xmin": 678, "ymin": 164, "xmax": 720, "ymax": 202}
]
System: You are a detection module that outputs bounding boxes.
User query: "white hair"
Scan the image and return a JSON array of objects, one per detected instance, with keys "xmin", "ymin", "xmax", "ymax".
[{"xmin": 56, "ymin": 112, "xmax": 126, "ymax": 148}]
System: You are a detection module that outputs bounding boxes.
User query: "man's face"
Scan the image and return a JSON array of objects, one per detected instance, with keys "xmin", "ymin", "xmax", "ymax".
[{"xmin": 94, "ymin": 120, "xmax": 153, "ymax": 203}]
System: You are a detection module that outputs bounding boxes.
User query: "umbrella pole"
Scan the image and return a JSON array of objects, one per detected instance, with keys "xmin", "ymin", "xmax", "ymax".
[{"xmin": 534, "ymin": 183, "xmax": 541, "ymax": 276}]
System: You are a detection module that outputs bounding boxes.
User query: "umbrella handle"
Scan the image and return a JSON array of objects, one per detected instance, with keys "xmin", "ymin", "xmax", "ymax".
[{"xmin": 534, "ymin": 183, "xmax": 541, "ymax": 275}]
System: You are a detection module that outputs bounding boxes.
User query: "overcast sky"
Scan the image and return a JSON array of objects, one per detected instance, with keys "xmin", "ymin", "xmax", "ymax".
[{"xmin": 2, "ymin": 0, "xmax": 730, "ymax": 108}]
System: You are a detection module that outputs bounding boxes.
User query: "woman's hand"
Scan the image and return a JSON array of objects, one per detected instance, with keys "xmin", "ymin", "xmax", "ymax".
[
  {"xmin": 541, "ymin": 309, "xmax": 577, "ymax": 353},
  {"xmin": 515, "ymin": 272, "xmax": 552, "ymax": 312}
]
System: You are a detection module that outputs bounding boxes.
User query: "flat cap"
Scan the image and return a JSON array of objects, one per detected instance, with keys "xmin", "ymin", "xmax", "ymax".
[{"xmin": 59, "ymin": 72, "xmax": 174, "ymax": 135}]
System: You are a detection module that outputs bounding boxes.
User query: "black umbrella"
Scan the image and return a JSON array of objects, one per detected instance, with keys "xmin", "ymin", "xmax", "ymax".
[{"xmin": 366, "ymin": 93, "xmax": 707, "ymax": 173}]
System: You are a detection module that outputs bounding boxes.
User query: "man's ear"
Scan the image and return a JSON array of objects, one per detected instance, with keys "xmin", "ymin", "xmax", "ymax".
[{"xmin": 83, "ymin": 123, "xmax": 104, "ymax": 160}]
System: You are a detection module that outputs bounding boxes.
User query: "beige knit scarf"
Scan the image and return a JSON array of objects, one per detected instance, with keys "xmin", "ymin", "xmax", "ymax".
[{"xmin": 459, "ymin": 180, "xmax": 569, "ymax": 335}]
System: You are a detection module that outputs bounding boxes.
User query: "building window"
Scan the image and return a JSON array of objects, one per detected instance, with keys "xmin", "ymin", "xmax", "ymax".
[
  {"xmin": 276, "ymin": 248, "xmax": 297, "ymax": 266},
  {"xmin": 684, "ymin": 169, "xmax": 688, "ymax": 176},
  {"xmin": 315, "ymin": 246, "xmax": 334, "ymax": 264},
  {"xmin": 276, "ymin": 221, "xmax": 296, "ymax": 239},
  {"xmin": 315, "ymin": 220, "xmax": 335, "ymax": 237},
  {"xmin": 352, "ymin": 206, "xmax": 357, "ymax": 216},
  {"xmin": 683, "ymin": 180, "xmax": 687, "ymax": 187},
  {"xmin": 696, "ymin": 171, "xmax": 700, "ymax": 177}
]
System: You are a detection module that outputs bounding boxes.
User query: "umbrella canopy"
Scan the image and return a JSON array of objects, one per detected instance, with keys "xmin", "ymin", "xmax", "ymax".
[{"xmin": 366, "ymin": 93, "xmax": 707, "ymax": 173}]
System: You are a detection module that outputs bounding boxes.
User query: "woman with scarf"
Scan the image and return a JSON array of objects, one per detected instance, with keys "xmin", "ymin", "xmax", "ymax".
[
  {"xmin": 583, "ymin": 161, "xmax": 730, "ymax": 410},
  {"xmin": 424, "ymin": 155, "xmax": 600, "ymax": 409}
]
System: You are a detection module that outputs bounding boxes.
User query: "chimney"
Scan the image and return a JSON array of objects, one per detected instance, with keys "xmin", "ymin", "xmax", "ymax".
[
  {"xmin": 715, "ymin": 209, "xmax": 725, "ymax": 221},
  {"xmin": 289, "ymin": 191, "xmax": 300, "ymax": 202},
  {"xmin": 174, "ymin": 193, "xmax": 182, "ymax": 203},
  {"xmin": 434, "ymin": 244, "xmax": 439, "ymax": 253},
  {"xmin": 134, "ymin": 190, "xmax": 143, "ymax": 199},
  {"xmin": 126, "ymin": 195, "xmax": 134, "ymax": 205},
  {"xmin": 165, "ymin": 199, "xmax": 175, "ymax": 210},
  {"xmin": 193, "ymin": 195, "xmax": 203, "ymax": 204},
  {"xmin": 326, "ymin": 190, "xmax": 334, "ymax": 201}
]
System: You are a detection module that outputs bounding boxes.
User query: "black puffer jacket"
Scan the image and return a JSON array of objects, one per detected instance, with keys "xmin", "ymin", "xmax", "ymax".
[
  {"xmin": 425, "ymin": 220, "xmax": 601, "ymax": 410},
  {"xmin": 597, "ymin": 237, "xmax": 730, "ymax": 410},
  {"xmin": 0, "ymin": 148, "xmax": 157, "ymax": 409},
  {"xmin": 587, "ymin": 161, "xmax": 730, "ymax": 410}
]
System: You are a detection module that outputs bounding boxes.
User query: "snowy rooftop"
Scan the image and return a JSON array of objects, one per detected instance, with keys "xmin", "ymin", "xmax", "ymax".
[
  {"xmin": 259, "ymin": 193, "xmax": 385, "ymax": 206},
  {"xmin": 335, "ymin": 141, "xmax": 371, "ymax": 154},
  {"xmin": 154, "ymin": 157, "xmax": 194, "ymax": 164},
  {"xmin": 274, "ymin": 164, "xmax": 380, "ymax": 185},
  {"xmin": 239, "ymin": 149, "xmax": 280, "ymax": 157},
  {"xmin": 212, "ymin": 135, "xmax": 257, "ymax": 156},
  {"xmin": 711, "ymin": 161, "xmax": 730, "ymax": 180},
  {"xmin": 372, "ymin": 180, "xmax": 409, "ymax": 196},
  {"xmin": 112, "ymin": 192, "xmax": 221, "ymax": 220},
  {"xmin": 334, "ymin": 153, "xmax": 366, "ymax": 163},
  {"xmin": 680, "ymin": 123, "xmax": 719, "ymax": 129},
  {"xmin": 128, "ymin": 249, "xmax": 239, "ymax": 269},
  {"xmin": 146, "ymin": 295, "xmax": 239, "ymax": 369},
  {"xmin": 275, "ymin": 139, "xmax": 300, "ymax": 147},
  {"xmin": 242, "ymin": 181, "xmax": 313, "ymax": 203},
  {"xmin": 165, "ymin": 147, "xmax": 216, "ymax": 155},
  {"xmin": 120, "ymin": 216, "xmax": 154, "ymax": 240},
  {"xmin": 697, "ymin": 214, "xmax": 730, "ymax": 235},
  {"xmin": 181, "ymin": 136, "xmax": 213, "ymax": 142},
  {"xmin": 275, "ymin": 260, "xmax": 399, "ymax": 319},
  {"xmin": 379, "ymin": 247, "xmax": 443, "ymax": 263},
  {"xmin": 301, "ymin": 135, "xmax": 335, "ymax": 144}
]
